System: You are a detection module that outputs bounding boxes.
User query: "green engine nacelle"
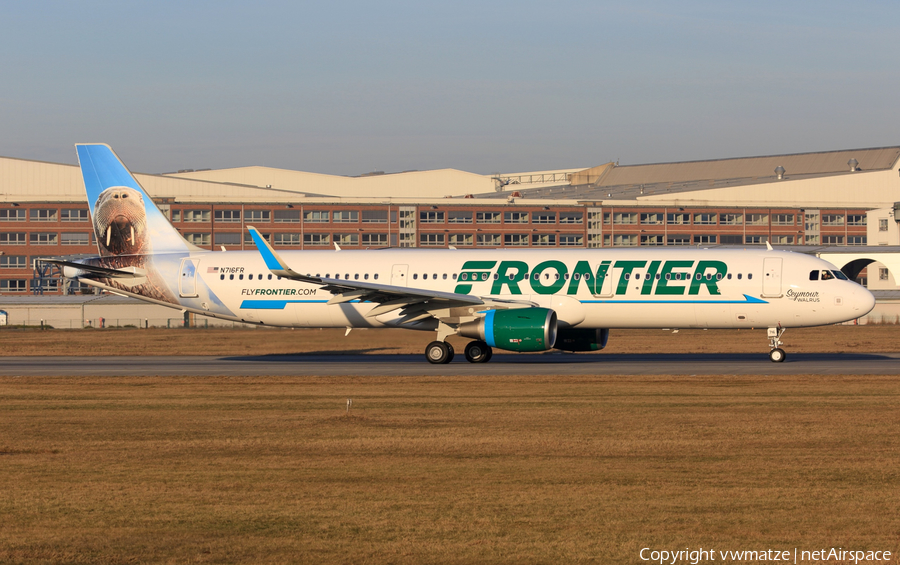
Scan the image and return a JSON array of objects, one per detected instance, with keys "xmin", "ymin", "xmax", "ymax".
[
  {"xmin": 459, "ymin": 308, "xmax": 557, "ymax": 352},
  {"xmin": 554, "ymin": 328, "xmax": 610, "ymax": 352}
]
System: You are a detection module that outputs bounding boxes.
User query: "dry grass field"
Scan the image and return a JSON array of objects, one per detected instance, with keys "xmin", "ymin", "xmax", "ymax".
[
  {"xmin": 1, "ymin": 374, "xmax": 898, "ymax": 564},
  {"xmin": 1, "ymin": 326, "xmax": 899, "ymax": 564},
  {"xmin": 0, "ymin": 324, "xmax": 898, "ymax": 356}
]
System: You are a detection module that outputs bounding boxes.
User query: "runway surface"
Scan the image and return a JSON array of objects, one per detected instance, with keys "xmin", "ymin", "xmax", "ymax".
[{"xmin": 2, "ymin": 352, "xmax": 900, "ymax": 376}]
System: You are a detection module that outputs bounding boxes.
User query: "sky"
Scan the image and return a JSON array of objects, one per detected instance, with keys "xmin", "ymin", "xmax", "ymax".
[{"xmin": 1, "ymin": 1, "xmax": 899, "ymax": 176}]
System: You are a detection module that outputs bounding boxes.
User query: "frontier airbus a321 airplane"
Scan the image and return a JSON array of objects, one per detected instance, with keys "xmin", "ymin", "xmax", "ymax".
[{"xmin": 42, "ymin": 144, "xmax": 876, "ymax": 364}]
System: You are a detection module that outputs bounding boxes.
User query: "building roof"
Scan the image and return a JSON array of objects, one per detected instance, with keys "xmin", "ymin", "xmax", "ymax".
[{"xmin": 487, "ymin": 146, "xmax": 900, "ymax": 203}]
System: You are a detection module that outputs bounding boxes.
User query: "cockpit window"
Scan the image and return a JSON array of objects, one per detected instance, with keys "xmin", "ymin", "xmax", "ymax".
[
  {"xmin": 832, "ymin": 270, "xmax": 849, "ymax": 280},
  {"xmin": 809, "ymin": 270, "xmax": 819, "ymax": 281},
  {"xmin": 821, "ymin": 270, "xmax": 834, "ymax": 281}
]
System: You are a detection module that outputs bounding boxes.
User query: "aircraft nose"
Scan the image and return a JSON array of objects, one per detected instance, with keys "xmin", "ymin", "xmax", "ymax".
[{"xmin": 853, "ymin": 285, "xmax": 876, "ymax": 315}]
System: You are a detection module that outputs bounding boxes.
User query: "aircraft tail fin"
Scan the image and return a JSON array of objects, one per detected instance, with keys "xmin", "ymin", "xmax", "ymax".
[{"xmin": 75, "ymin": 144, "xmax": 193, "ymax": 257}]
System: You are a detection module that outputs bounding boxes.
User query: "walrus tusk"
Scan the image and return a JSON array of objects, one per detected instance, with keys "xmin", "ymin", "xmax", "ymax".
[
  {"xmin": 106, "ymin": 225, "xmax": 112, "ymax": 247},
  {"xmin": 130, "ymin": 225, "xmax": 135, "ymax": 245}
]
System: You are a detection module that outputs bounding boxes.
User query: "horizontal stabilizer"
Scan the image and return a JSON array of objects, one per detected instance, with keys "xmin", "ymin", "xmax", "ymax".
[{"xmin": 36, "ymin": 258, "xmax": 147, "ymax": 279}]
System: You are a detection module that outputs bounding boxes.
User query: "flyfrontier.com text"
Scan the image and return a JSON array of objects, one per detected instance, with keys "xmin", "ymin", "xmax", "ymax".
[{"xmin": 639, "ymin": 547, "xmax": 892, "ymax": 564}]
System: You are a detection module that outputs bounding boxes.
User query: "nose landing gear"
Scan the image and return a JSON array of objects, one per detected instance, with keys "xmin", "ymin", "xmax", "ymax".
[{"xmin": 768, "ymin": 327, "xmax": 786, "ymax": 362}]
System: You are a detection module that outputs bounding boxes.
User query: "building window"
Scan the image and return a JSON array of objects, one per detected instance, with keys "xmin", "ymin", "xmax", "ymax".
[
  {"xmin": 448, "ymin": 211, "xmax": 473, "ymax": 224},
  {"xmin": 821, "ymin": 214, "xmax": 844, "ymax": 226},
  {"xmin": 693, "ymin": 213, "xmax": 716, "ymax": 225},
  {"xmin": 503, "ymin": 234, "xmax": 529, "ymax": 246},
  {"xmin": 0, "ymin": 279, "xmax": 26, "ymax": 292},
  {"xmin": 334, "ymin": 233, "xmax": 359, "ymax": 246},
  {"xmin": 531, "ymin": 234, "xmax": 556, "ymax": 246},
  {"xmin": 246, "ymin": 210, "xmax": 271, "ymax": 222},
  {"xmin": 300, "ymin": 210, "xmax": 328, "ymax": 223},
  {"xmin": 612, "ymin": 234, "xmax": 638, "ymax": 246},
  {"xmin": 301, "ymin": 233, "xmax": 328, "ymax": 246},
  {"xmin": 419, "ymin": 211, "xmax": 445, "ymax": 224},
  {"xmin": 879, "ymin": 268, "xmax": 890, "ymax": 281},
  {"xmin": 879, "ymin": 218, "xmax": 889, "ymax": 232},
  {"xmin": 587, "ymin": 233, "xmax": 602, "ymax": 248},
  {"xmin": 274, "ymin": 210, "xmax": 301, "ymax": 223},
  {"xmin": 333, "ymin": 211, "xmax": 359, "ymax": 223},
  {"xmin": 667, "ymin": 235, "xmax": 691, "ymax": 246},
  {"xmin": 214, "ymin": 233, "xmax": 241, "ymax": 246},
  {"xmin": 271, "ymin": 232, "xmax": 300, "ymax": 246},
  {"xmin": 720, "ymin": 235, "xmax": 743, "ymax": 244},
  {"xmin": 804, "ymin": 235, "xmax": 820, "ymax": 245},
  {"xmin": 0, "ymin": 209, "xmax": 26, "ymax": 222},
  {"xmin": 746, "ymin": 214, "xmax": 768, "ymax": 226},
  {"xmin": 772, "ymin": 214, "xmax": 794, "ymax": 226},
  {"xmin": 476, "ymin": 211, "xmax": 501, "ymax": 224},
  {"xmin": 61, "ymin": 209, "xmax": 89, "ymax": 222},
  {"xmin": 641, "ymin": 235, "xmax": 664, "ymax": 246},
  {"xmin": 504, "ymin": 212, "xmax": 529, "ymax": 224},
  {"xmin": 559, "ymin": 234, "xmax": 583, "ymax": 246},
  {"xmin": 184, "ymin": 210, "xmax": 210, "ymax": 222},
  {"xmin": 419, "ymin": 233, "xmax": 445, "ymax": 246},
  {"xmin": 559, "ymin": 212, "xmax": 583, "ymax": 224},
  {"xmin": 822, "ymin": 235, "xmax": 844, "ymax": 245},
  {"xmin": 847, "ymin": 236, "xmax": 867, "ymax": 245},
  {"xmin": 667, "ymin": 213, "xmax": 690, "ymax": 225},
  {"xmin": 0, "ymin": 255, "xmax": 26, "ymax": 268},
  {"xmin": 361, "ymin": 233, "xmax": 388, "ymax": 246},
  {"xmin": 532, "ymin": 212, "xmax": 556, "ymax": 224},
  {"xmin": 185, "ymin": 233, "xmax": 211, "ymax": 245},
  {"xmin": 613, "ymin": 212, "xmax": 638, "ymax": 225},
  {"xmin": 477, "ymin": 234, "xmax": 501, "ymax": 246},
  {"xmin": 361, "ymin": 210, "xmax": 388, "ymax": 223},
  {"xmin": 719, "ymin": 213, "xmax": 742, "ymax": 225},
  {"xmin": 745, "ymin": 235, "xmax": 766, "ymax": 244},
  {"xmin": 0, "ymin": 232, "xmax": 26, "ymax": 245},
  {"xmin": 171, "ymin": 210, "xmax": 182, "ymax": 222},
  {"xmin": 30, "ymin": 232, "xmax": 58, "ymax": 245},
  {"xmin": 770, "ymin": 235, "xmax": 795, "ymax": 244},
  {"xmin": 694, "ymin": 235, "xmax": 717, "ymax": 244},
  {"xmin": 640, "ymin": 213, "xmax": 664, "ymax": 225},
  {"xmin": 214, "ymin": 210, "xmax": 241, "ymax": 223},
  {"xmin": 30, "ymin": 209, "xmax": 58, "ymax": 222},
  {"xmin": 61, "ymin": 232, "xmax": 90, "ymax": 245},
  {"xmin": 847, "ymin": 215, "xmax": 867, "ymax": 226},
  {"xmin": 449, "ymin": 233, "xmax": 473, "ymax": 246}
]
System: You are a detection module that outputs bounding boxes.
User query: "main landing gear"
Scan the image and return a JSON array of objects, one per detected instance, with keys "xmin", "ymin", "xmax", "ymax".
[
  {"xmin": 425, "ymin": 340, "xmax": 493, "ymax": 364},
  {"xmin": 768, "ymin": 327, "xmax": 786, "ymax": 363}
]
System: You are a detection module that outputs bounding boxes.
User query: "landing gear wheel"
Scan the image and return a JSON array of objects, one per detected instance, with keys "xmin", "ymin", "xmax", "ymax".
[
  {"xmin": 426, "ymin": 341, "xmax": 453, "ymax": 364},
  {"xmin": 769, "ymin": 348, "xmax": 786, "ymax": 363},
  {"xmin": 464, "ymin": 340, "xmax": 493, "ymax": 363}
]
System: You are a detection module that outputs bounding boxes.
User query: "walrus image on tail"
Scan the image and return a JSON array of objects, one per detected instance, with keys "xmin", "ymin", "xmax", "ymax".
[
  {"xmin": 90, "ymin": 185, "xmax": 176, "ymax": 303},
  {"xmin": 94, "ymin": 186, "xmax": 150, "ymax": 256}
]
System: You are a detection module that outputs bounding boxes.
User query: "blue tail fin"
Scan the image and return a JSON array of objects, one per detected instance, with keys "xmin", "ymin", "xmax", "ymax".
[{"xmin": 76, "ymin": 144, "xmax": 190, "ymax": 257}]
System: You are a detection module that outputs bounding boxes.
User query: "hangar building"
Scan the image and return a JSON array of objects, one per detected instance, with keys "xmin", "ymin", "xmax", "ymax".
[{"xmin": 2, "ymin": 145, "xmax": 900, "ymax": 299}]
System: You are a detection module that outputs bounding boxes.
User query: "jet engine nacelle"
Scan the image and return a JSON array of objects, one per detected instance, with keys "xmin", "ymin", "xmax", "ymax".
[
  {"xmin": 554, "ymin": 328, "xmax": 610, "ymax": 352},
  {"xmin": 459, "ymin": 308, "xmax": 557, "ymax": 352}
]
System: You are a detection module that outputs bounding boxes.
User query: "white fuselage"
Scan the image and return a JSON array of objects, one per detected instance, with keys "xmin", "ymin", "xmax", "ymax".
[{"xmin": 145, "ymin": 247, "xmax": 875, "ymax": 331}]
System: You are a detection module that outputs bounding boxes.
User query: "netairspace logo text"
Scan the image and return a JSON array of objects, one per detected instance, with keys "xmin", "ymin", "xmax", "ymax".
[{"xmin": 639, "ymin": 547, "xmax": 892, "ymax": 564}]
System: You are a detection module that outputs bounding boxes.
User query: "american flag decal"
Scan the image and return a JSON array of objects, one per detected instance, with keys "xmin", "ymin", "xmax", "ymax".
[{"xmin": 207, "ymin": 266, "xmax": 219, "ymax": 273}]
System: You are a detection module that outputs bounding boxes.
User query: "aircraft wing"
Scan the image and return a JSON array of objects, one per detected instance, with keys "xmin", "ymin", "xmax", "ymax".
[{"xmin": 247, "ymin": 226, "xmax": 530, "ymax": 323}]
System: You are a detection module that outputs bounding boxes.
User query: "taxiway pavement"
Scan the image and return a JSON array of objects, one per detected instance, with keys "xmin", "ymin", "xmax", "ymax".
[{"xmin": 1, "ymin": 353, "xmax": 900, "ymax": 377}]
